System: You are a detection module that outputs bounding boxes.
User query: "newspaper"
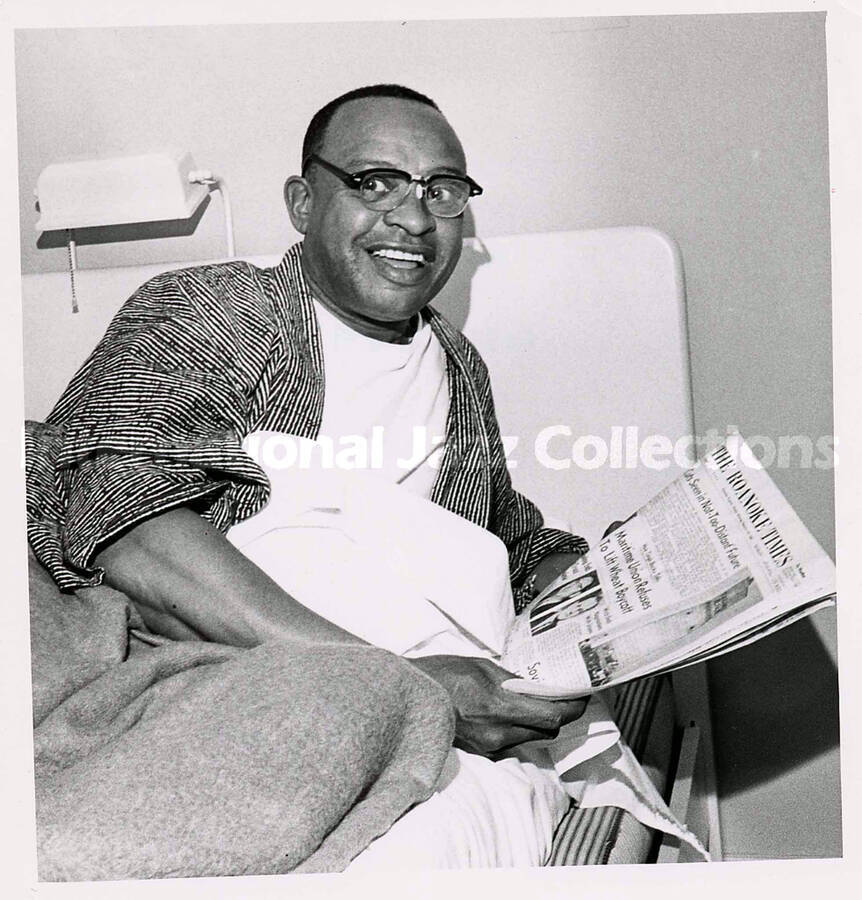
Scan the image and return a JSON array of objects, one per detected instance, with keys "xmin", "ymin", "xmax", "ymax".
[{"xmin": 501, "ymin": 435, "xmax": 836, "ymax": 699}]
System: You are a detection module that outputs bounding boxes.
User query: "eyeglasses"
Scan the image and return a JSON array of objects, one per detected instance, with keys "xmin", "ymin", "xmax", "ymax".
[{"xmin": 303, "ymin": 153, "xmax": 483, "ymax": 219}]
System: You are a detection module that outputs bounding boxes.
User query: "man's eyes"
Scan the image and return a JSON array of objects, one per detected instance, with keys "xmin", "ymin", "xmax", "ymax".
[
  {"xmin": 356, "ymin": 173, "xmax": 464, "ymax": 193},
  {"xmin": 426, "ymin": 181, "xmax": 458, "ymax": 201},
  {"xmin": 358, "ymin": 172, "xmax": 403, "ymax": 195}
]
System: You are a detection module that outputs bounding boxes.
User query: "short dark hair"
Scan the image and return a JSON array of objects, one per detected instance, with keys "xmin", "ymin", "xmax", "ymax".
[{"xmin": 301, "ymin": 84, "xmax": 441, "ymax": 171}]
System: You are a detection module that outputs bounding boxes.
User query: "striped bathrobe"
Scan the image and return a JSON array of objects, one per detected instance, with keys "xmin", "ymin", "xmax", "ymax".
[{"xmin": 25, "ymin": 242, "xmax": 588, "ymax": 609}]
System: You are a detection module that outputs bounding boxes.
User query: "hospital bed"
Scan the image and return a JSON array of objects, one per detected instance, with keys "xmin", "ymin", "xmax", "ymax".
[{"xmin": 21, "ymin": 226, "xmax": 720, "ymax": 865}]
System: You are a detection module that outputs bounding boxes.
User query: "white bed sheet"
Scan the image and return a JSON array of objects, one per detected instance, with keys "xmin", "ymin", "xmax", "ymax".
[{"xmin": 348, "ymin": 749, "xmax": 570, "ymax": 870}]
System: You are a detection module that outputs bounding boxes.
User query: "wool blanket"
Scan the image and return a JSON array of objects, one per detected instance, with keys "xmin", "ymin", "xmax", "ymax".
[{"xmin": 29, "ymin": 552, "xmax": 455, "ymax": 881}]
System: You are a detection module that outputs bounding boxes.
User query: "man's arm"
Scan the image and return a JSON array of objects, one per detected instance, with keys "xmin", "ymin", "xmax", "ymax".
[
  {"xmin": 526, "ymin": 551, "xmax": 585, "ymax": 598},
  {"xmin": 522, "ymin": 524, "xmax": 628, "ymax": 603},
  {"xmin": 96, "ymin": 506, "xmax": 587, "ymax": 755},
  {"xmin": 94, "ymin": 506, "xmax": 362, "ymax": 647}
]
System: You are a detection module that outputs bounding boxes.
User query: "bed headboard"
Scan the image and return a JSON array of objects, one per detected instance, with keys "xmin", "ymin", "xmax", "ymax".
[{"xmin": 21, "ymin": 226, "xmax": 693, "ymax": 546}]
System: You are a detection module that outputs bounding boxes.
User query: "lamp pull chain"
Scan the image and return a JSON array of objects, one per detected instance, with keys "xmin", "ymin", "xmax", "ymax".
[{"xmin": 66, "ymin": 229, "xmax": 79, "ymax": 314}]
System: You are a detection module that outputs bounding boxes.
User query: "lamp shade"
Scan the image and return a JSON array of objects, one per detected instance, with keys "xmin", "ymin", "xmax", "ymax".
[{"xmin": 35, "ymin": 150, "xmax": 210, "ymax": 232}]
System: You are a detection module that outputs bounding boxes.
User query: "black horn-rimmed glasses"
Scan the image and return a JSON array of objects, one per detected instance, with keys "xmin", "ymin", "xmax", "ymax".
[{"xmin": 303, "ymin": 153, "xmax": 483, "ymax": 219}]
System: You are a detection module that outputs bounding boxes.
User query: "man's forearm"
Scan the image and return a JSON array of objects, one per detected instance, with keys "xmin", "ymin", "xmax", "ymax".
[
  {"xmin": 94, "ymin": 506, "xmax": 363, "ymax": 648},
  {"xmin": 526, "ymin": 522, "xmax": 625, "ymax": 599},
  {"xmin": 528, "ymin": 551, "xmax": 583, "ymax": 597}
]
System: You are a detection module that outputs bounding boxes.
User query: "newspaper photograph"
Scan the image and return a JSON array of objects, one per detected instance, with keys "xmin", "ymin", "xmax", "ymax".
[{"xmin": 501, "ymin": 434, "xmax": 836, "ymax": 698}]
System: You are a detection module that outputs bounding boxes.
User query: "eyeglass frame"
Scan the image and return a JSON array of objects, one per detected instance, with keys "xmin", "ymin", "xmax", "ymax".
[{"xmin": 301, "ymin": 152, "xmax": 483, "ymax": 218}]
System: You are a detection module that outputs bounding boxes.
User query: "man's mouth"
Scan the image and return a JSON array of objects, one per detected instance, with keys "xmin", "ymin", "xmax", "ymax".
[{"xmin": 368, "ymin": 247, "xmax": 432, "ymax": 269}]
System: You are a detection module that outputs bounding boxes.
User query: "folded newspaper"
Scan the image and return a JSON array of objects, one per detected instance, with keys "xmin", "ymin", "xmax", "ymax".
[{"xmin": 501, "ymin": 435, "xmax": 836, "ymax": 699}]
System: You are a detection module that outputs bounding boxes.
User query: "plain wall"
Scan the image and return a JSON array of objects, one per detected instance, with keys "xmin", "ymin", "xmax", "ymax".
[{"xmin": 14, "ymin": 13, "xmax": 837, "ymax": 860}]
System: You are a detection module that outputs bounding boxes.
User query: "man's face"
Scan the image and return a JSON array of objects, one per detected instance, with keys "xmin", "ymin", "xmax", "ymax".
[{"xmin": 294, "ymin": 97, "xmax": 467, "ymax": 333}]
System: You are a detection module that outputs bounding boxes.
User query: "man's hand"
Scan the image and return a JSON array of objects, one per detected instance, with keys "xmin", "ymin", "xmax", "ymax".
[{"xmin": 408, "ymin": 655, "xmax": 587, "ymax": 757}]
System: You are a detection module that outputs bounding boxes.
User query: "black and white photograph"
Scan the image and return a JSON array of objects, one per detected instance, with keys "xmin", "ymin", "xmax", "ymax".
[{"xmin": 1, "ymin": 0, "xmax": 859, "ymax": 896}]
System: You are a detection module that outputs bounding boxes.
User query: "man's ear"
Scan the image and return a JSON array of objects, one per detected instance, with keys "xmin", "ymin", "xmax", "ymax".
[{"xmin": 284, "ymin": 175, "xmax": 312, "ymax": 235}]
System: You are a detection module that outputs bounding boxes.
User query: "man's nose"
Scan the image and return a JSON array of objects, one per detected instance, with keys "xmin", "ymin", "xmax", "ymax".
[{"xmin": 382, "ymin": 184, "xmax": 437, "ymax": 235}]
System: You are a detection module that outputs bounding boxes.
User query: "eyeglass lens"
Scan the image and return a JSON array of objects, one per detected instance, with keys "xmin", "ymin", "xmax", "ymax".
[{"xmin": 356, "ymin": 171, "xmax": 471, "ymax": 218}]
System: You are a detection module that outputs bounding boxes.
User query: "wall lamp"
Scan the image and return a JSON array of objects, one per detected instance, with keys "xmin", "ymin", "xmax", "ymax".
[{"xmin": 34, "ymin": 150, "xmax": 235, "ymax": 312}]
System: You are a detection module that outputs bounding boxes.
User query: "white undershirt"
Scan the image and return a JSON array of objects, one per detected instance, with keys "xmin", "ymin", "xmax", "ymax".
[{"xmin": 314, "ymin": 298, "xmax": 449, "ymax": 498}]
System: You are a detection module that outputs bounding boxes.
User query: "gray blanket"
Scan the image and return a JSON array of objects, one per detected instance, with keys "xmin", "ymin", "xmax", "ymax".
[{"xmin": 29, "ymin": 553, "xmax": 455, "ymax": 880}]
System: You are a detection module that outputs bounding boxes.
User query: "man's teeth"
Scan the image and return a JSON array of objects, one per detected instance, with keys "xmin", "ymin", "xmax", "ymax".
[{"xmin": 371, "ymin": 248, "xmax": 426, "ymax": 264}]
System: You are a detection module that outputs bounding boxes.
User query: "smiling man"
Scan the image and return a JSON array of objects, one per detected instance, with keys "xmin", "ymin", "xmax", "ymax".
[
  {"xmin": 27, "ymin": 85, "xmax": 590, "ymax": 761},
  {"xmin": 288, "ymin": 91, "xmax": 471, "ymax": 342}
]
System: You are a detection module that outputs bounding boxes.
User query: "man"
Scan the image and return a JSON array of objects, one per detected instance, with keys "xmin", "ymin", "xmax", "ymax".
[{"xmin": 27, "ymin": 84, "xmax": 589, "ymax": 759}]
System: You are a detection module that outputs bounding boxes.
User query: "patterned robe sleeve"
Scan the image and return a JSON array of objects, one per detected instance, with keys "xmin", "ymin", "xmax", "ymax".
[{"xmin": 26, "ymin": 263, "xmax": 278, "ymax": 591}]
